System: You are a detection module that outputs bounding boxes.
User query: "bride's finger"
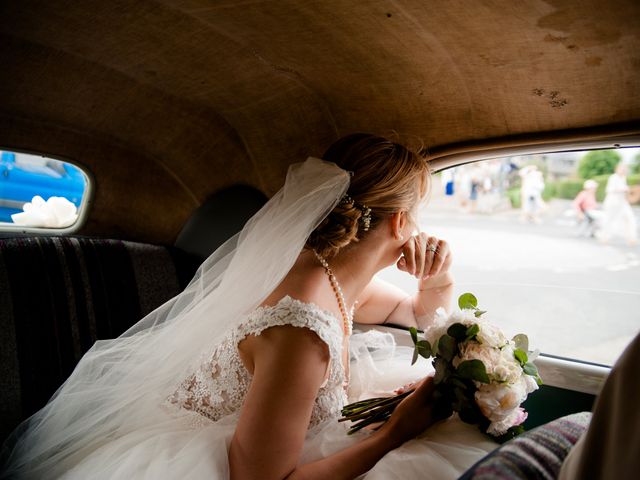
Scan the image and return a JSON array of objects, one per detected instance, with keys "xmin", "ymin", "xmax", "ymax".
[
  {"xmin": 414, "ymin": 234, "xmax": 427, "ymax": 279},
  {"xmin": 401, "ymin": 237, "xmax": 417, "ymax": 275},
  {"xmin": 426, "ymin": 240, "xmax": 449, "ymax": 278},
  {"xmin": 422, "ymin": 236, "xmax": 438, "ymax": 275},
  {"xmin": 394, "ymin": 380, "xmax": 419, "ymax": 395}
]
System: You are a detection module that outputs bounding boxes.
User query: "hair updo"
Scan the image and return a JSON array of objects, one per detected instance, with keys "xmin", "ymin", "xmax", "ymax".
[{"xmin": 306, "ymin": 133, "xmax": 430, "ymax": 258}]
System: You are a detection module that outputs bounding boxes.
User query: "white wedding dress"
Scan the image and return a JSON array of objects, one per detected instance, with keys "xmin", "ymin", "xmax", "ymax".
[{"xmin": 58, "ymin": 296, "xmax": 497, "ymax": 479}]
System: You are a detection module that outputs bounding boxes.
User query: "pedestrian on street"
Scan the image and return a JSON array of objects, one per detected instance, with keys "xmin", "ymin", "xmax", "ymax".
[
  {"xmin": 573, "ymin": 179, "xmax": 600, "ymax": 237},
  {"xmin": 598, "ymin": 163, "xmax": 638, "ymax": 245}
]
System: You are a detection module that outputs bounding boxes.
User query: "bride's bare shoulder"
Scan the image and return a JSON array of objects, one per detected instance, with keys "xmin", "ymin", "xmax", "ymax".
[{"xmin": 260, "ymin": 251, "xmax": 334, "ymax": 309}]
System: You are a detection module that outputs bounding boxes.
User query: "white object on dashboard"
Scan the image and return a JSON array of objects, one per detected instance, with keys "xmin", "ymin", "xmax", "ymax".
[{"xmin": 11, "ymin": 195, "xmax": 78, "ymax": 228}]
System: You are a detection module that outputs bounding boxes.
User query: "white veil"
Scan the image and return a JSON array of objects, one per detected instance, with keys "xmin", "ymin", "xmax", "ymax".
[{"xmin": 1, "ymin": 157, "xmax": 350, "ymax": 478}]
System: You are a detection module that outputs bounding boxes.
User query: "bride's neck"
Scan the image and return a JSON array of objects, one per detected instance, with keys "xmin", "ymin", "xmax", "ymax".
[{"xmin": 327, "ymin": 237, "xmax": 395, "ymax": 305}]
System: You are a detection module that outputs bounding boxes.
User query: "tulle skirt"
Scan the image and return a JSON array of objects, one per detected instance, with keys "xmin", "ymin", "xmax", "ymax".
[{"xmin": 58, "ymin": 333, "xmax": 498, "ymax": 479}]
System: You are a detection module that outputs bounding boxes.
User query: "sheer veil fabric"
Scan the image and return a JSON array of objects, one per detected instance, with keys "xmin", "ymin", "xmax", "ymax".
[{"xmin": 1, "ymin": 157, "xmax": 350, "ymax": 478}]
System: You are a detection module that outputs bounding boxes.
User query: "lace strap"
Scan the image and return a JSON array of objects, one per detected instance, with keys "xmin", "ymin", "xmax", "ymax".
[{"xmin": 236, "ymin": 296, "xmax": 343, "ymax": 363}]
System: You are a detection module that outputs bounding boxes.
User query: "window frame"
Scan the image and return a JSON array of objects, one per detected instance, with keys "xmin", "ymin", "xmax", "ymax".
[
  {"xmin": 0, "ymin": 146, "xmax": 93, "ymax": 235},
  {"xmin": 355, "ymin": 131, "xmax": 640, "ymax": 394}
]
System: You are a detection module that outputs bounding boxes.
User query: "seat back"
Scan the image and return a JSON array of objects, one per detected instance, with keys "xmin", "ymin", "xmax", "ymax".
[{"xmin": 0, "ymin": 236, "xmax": 200, "ymax": 443}]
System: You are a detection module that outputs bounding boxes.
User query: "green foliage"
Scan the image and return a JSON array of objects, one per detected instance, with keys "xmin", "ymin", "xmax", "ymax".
[
  {"xmin": 523, "ymin": 362, "xmax": 543, "ymax": 385},
  {"xmin": 514, "ymin": 348, "xmax": 528, "ymax": 366},
  {"xmin": 494, "ymin": 425, "xmax": 526, "ymax": 444},
  {"xmin": 458, "ymin": 293, "xmax": 478, "ymax": 309},
  {"xmin": 409, "ymin": 326, "xmax": 418, "ymax": 344},
  {"xmin": 409, "ymin": 326, "xmax": 432, "ymax": 365},
  {"xmin": 458, "ymin": 292, "xmax": 485, "ymax": 318},
  {"xmin": 438, "ymin": 335, "xmax": 456, "ymax": 362},
  {"xmin": 433, "ymin": 357, "xmax": 451, "ymax": 384},
  {"xmin": 554, "ymin": 179, "xmax": 583, "ymax": 200},
  {"xmin": 512, "ymin": 334, "xmax": 529, "ymax": 352},
  {"xmin": 457, "ymin": 359, "xmax": 490, "ymax": 384},
  {"xmin": 591, "ymin": 174, "xmax": 610, "ymax": 202},
  {"xmin": 578, "ymin": 150, "xmax": 620, "ymax": 179},
  {"xmin": 466, "ymin": 324, "xmax": 480, "ymax": 340},
  {"xmin": 507, "ymin": 188, "xmax": 521, "ymax": 209},
  {"xmin": 633, "ymin": 152, "xmax": 640, "ymax": 175},
  {"xmin": 447, "ymin": 323, "xmax": 468, "ymax": 341},
  {"xmin": 542, "ymin": 183, "xmax": 556, "ymax": 201},
  {"xmin": 629, "ymin": 174, "xmax": 640, "ymax": 206}
]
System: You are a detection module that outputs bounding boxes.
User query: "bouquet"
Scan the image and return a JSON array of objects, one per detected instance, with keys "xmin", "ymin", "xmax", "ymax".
[{"xmin": 340, "ymin": 293, "xmax": 542, "ymax": 440}]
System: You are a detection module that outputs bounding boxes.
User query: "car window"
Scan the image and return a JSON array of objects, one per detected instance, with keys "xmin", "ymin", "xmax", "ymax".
[
  {"xmin": 378, "ymin": 147, "xmax": 640, "ymax": 366},
  {"xmin": 0, "ymin": 150, "xmax": 90, "ymax": 231}
]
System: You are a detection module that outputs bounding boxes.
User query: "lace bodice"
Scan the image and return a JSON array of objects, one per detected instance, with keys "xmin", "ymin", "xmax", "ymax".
[{"xmin": 167, "ymin": 296, "xmax": 347, "ymax": 428}]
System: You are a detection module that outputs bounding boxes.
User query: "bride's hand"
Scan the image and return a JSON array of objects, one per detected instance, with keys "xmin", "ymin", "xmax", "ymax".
[
  {"xmin": 379, "ymin": 376, "xmax": 444, "ymax": 446},
  {"xmin": 397, "ymin": 233, "xmax": 452, "ymax": 280}
]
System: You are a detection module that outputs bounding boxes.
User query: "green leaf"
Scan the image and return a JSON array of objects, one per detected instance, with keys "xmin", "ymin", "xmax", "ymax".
[
  {"xmin": 474, "ymin": 309, "xmax": 487, "ymax": 318},
  {"xmin": 437, "ymin": 334, "xmax": 456, "ymax": 362},
  {"xmin": 458, "ymin": 292, "xmax": 478, "ymax": 310},
  {"xmin": 457, "ymin": 359, "xmax": 490, "ymax": 384},
  {"xmin": 493, "ymin": 424, "xmax": 526, "ymax": 443},
  {"xmin": 411, "ymin": 346, "xmax": 419, "ymax": 365},
  {"xmin": 447, "ymin": 323, "xmax": 467, "ymax": 342},
  {"xmin": 450, "ymin": 376, "xmax": 468, "ymax": 390},
  {"xmin": 523, "ymin": 362, "xmax": 538, "ymax": 376},
  {"xmin": 513, "ymin": 334, "xmax": 529, "ymax": 352},
  {"xmin": 523, "ymin": 361, "xmax": 543, "ymax": 385},
  {"xmin": 409, "ymin": 326, "xmax": 418, "ymax": 345},
  {"xmin": 433, "ymin": 357, "xmax": 450, "ymax": 385},
  {"xmin": 416, "ymin": 339, "xmax": 432, "ymax": 359},
  {"xmin": 465, "ymin": 324, "xmax": 480, "ymax": 340},
  {"xmin": 514, "ymin": 348, "xmax": 528, "ymax": 366}
]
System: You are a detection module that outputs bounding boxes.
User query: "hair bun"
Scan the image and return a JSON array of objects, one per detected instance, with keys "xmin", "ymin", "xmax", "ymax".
[{"xmin": 306, "ymin": 201, "xmax": 363, "ymax": 258}]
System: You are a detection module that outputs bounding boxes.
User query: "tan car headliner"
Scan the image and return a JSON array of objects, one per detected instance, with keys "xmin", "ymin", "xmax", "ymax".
[{"xmin": 1, "ymin": 0, "xmax": 639, "ymax": 243}]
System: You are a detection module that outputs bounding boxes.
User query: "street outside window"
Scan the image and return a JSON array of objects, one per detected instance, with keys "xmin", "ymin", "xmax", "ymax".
[{"xmin": 379, "ymin": 147, "xmax": 640, "ymax": 366}]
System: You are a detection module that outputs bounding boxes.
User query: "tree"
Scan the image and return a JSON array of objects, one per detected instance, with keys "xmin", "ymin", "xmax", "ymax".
[
  {"xmin": 633, "ymin": 152, "xmax": 640, "ymax": 175},
  {"xmin": 578, "ymin": 150, "xmax": 621, "ymax": 179}
]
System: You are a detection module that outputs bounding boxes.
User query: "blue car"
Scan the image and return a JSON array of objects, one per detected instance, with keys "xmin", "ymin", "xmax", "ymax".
[{"xmin": 0, "ymin": 151, "xmax": 87, "ymax": 224}]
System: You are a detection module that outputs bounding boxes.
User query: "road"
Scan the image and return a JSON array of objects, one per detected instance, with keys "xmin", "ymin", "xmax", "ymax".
[{"xmin": 377, "ymin": 191, "xmax": 640, "ymax": 366}]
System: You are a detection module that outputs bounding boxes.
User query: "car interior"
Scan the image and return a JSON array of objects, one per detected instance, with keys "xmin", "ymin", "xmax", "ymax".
[{"xmin": 1, "ymin": 0, "xmax": 639, "ymax": 477}]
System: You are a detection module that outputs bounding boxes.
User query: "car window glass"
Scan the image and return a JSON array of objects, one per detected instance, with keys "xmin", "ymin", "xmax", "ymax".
[
  {"xmin": 0, "ymin": 150, "xmax": 90, "ymax": 230},
  {"xmin": 378, "ymin": 147, "xmax": 640, "ymax": 366}
]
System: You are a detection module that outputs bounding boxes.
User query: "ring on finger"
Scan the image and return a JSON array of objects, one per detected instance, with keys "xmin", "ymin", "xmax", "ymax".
[{"xmin": 427, "ymin": 244, "xmax": 437, "ymax": 253}]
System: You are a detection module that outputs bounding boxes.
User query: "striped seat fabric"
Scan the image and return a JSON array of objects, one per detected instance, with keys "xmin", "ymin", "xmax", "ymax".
[
  {"xmin": 0, "ymin": 236, "xmax": 200, "ymax": 443},
  {"xmin": 459, "ymin": 412, "xmax": 592, "ymax": 480}
]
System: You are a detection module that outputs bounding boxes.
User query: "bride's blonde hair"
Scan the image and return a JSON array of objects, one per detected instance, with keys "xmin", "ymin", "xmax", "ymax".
[{"xmin": 306, "ymin": 133, "xmax": 430, "ymax": 258}]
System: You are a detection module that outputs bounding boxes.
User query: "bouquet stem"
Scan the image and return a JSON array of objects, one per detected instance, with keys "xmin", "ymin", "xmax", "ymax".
[{"xmin": 339, "ymin": 390, "xmax": 414, "ymax": 434}]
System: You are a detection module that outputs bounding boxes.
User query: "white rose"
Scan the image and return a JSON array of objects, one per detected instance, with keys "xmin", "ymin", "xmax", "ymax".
[
  {"xmin": 523, "ymin": 373, "xmax": 540, "ymax": 394},
  {"xmin": 490, "ymin": 344, "xmax": 523, "ymax": 383},
  {"xmin": 486, "ymin": 407, "xmax": 528, "ymax": 436},
  {"xmin": 492, "ymin": 362, "xmax": 521, "ymax": 384},
  {"xmin": 424, "ymin": 318, "xmax": 448, "ymax": 347},
  {"xmin": 455, "ymin": 342, "xmax": 502, "ymax": 371},
  {"xmin": 476, "ymin": 323, "xmax": 508, "ymax": 348},
  {"xmin": 475, "ymin": 377, "xmax": 528, "ymax": 424}
]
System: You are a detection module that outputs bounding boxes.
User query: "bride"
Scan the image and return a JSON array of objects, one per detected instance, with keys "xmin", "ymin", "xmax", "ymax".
[{"xmin": 2, "ymin": 133, "xmax": 462, "ymax": 479}]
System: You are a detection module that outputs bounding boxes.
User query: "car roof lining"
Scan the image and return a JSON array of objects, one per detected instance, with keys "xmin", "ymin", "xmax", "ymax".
[{"xmin": 1, "ymin": 0, "xmax": 639, "ymax": 243}]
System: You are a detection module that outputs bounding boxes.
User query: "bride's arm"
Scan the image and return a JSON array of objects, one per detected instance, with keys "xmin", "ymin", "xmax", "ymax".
[
  {"xmin": 355, "ymin": 234, "xmax": 454, "ymax": 330},
  {"xmin": 355, "ymin": 275, "xmax": 453, "ymax": 330},
  {"xmin": 230, "ymin": 325, "xmax": 437, "ymax": 480}
]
